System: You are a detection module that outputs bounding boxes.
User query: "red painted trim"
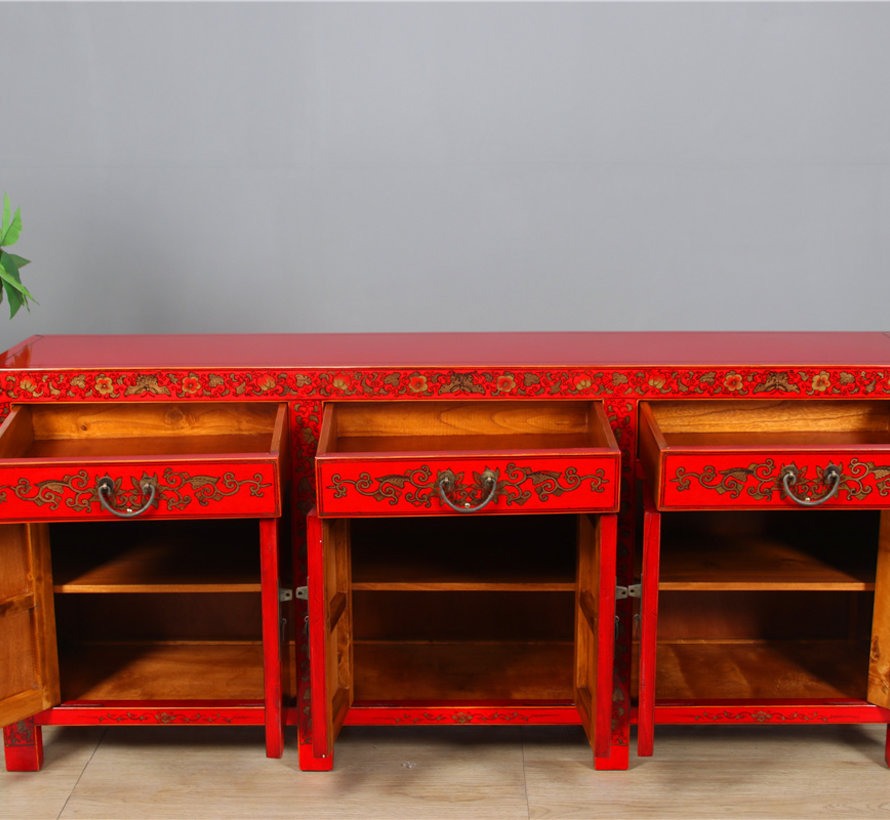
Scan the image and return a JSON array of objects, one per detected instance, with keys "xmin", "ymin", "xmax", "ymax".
[
  {"xmin": 653, "ymin": 701, "xmax": 890, "ymax": 724},
  {"xmin": 260, "ymin": 517, "xmax": 284, "ymax": 758},
  {"xmin": 595, "ymin": 513, "xmax": 618, "ymax": 760},
  {"xmin": 637, "ymin": 486, "xmax": 661, "ymax": 757},
  {"xmin": 343, "ymin": 704, "xmax": 581, "ymax": 726},
  {"xmin": 306, "ymin": 509, "xmax": 330, "ymax": 763},
  {"xmin": 34, "ymin": 702, "xmax": 266, "ymax": 726}
]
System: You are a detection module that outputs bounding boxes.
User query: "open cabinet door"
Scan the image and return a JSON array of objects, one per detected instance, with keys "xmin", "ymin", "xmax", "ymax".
[
  {"xmin": 0, "ymin": 523, "xmax": 59, "ymax": 729},
  {"xmin": 306, "ymin": 510, "xmax": 353, "ymax": 771},
  {"xmin": 574, "ymin": 513, "xmax": 620, "ymax": 769},
  {"xmin": 867, "ymin": 510, "xmax": 890, "ymax": 711}
]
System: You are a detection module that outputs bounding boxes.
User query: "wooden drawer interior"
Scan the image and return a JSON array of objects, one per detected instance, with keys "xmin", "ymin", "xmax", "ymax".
[
  {"xmin": 643, "ymin": 400, "xmax": 890, "ymax": 450},
  {"xmin": 319, "ymin": 400, "xmax": 617, "ymax": 454},
  {"xmin": 0, "ymin": 402, "xmax": 285, "ymax": 459}
]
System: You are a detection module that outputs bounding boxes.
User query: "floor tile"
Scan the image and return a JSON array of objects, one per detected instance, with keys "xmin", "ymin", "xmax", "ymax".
[
  {"xmin": 0, "ymin": 726, "xmax": 105, "ymax": 820},
  {"xmin": 522, "ymin": 724, "xmax": 890, "ymax": 819},
  {"xmin": 60, "ymin": 725, "xmax": 529, "ymax": 820}
]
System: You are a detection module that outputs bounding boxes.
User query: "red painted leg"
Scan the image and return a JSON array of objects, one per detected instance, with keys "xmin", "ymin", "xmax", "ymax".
[
  {"xmin": 298, "ymin": 736, "xmax": 334, "ymax": 771},
  {"xmin": 4, "ymin": 719, "xmax": 44, "ymax": 772},
  {"xmin": 595, "ymin": 741, "xmax": 629, "ymax": 771},
  {"xmin": 636, "ymin": 487, "xmax": 661, "ymax": 758},
  {"xmin": 260, "ymin": 518, "xmax": 284, "ymax": 759}
]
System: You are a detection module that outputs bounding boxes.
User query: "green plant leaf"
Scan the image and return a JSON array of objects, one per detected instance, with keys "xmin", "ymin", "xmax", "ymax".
[
  {"xmin": 0, "ymin": 254, "xmax": 26, "ymax": 317},
  {"xmin": 0, "ymin": 252, "xmax": 35, "ymax": 314},
  {"xmin": 0, "ymin": 207, "xmax": 22, "ymax": 247},
  {"xmin": 4, "ymin": 253, "xmax": 30, "ymax": 268},
  {"xmin": 1, "ymin": 194, "xmax": 10, "ymax": 236}
]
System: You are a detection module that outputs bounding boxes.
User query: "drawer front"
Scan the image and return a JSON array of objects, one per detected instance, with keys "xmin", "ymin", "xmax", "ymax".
[
  {"xmin": 659, "ymin": 450, "xmax": 890, "ymax": 510},
  {"xmin": 317, "ymin": 453, "xmax": 620, "ymax": 517},
  {"xmin": 0, "ymin": 459, "xmax": 280, "ymax": 522}
]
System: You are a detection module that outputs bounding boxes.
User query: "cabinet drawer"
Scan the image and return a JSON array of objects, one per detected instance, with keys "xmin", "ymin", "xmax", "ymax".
[
  {"xmin": 0, "ymin": 403, "xmax": 288, "ymax": 522},
  {"xmin": 315, "ymin": 401, "xmax": 620, "ymax": 517},
  {"xmin": 639, "ymin": 400, "xmax": 890, "ymax": 510}
]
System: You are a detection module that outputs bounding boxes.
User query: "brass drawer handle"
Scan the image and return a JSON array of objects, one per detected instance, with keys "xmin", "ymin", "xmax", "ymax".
[
  {"xmin": 780, "ymin": 463, "xmax": 841, "ymax": 507},
  {"xmin": 96, "ymin": 475, "xmax": 158, "ymax": 518},
  {"xmin": 437, "ymin": 468, "xmax": 498, "ymax": 513}
]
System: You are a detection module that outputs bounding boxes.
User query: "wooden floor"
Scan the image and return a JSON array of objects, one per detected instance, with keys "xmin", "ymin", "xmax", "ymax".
[{"xmin": 2, "ymin": 724, "xmax": 889, "ymax": 819}]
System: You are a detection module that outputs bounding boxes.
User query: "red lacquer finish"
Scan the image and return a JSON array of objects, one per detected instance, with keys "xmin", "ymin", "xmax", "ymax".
[
  {"xmin": 594, "ymin": 513, "xmax": 620, "ymax": 770},
  {"xmin": 317, "ymin": 453, "xmax": 620, "ymax": 517},
  {"xmin": 343, "ymin": 704, "xmax": 581, "ymax": 725},
  {"xmin": 4, "ymin": 332, "xmax": 890, "ymax": 773},
  {"xmin": 659, "ymin": 451, "xmax": 890, "ymax": 510},
  {"xmin": 0, "ymin": 459, "xmax": 281, "ymax": 522},
  {"xmin": 35, "ymin": 702, "xmax": 266, "ymax": 726},
  {"xmin": 653, "ymin": 701, "xmax": 890, "ymax": 724},
  {"xmin": 260, "ymin": 517, "xmax": 284, "ymax": 758},
  {"xmin": 3, "ymin": 720, "xmax": 43, "ymax": 772},
  {"xmin": 304, "ymin": 509, "xmax": 333, "ymax": 770},
  {"xmin": 637, "ymin": 488, "xmax": 661, "ymax": 758}
]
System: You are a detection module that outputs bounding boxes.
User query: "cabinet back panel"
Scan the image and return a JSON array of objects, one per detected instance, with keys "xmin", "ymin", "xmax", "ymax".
[
  {"xmin": 656, "ymin": 591, "xmax": 873, "ymax": 641},
  {"xmin": 352, "ymin": 590, "xmax": 573, "ymax": 641},
  {"xmin": 54, "ymin": 593, "xmax": 262, "ymax": 642}
]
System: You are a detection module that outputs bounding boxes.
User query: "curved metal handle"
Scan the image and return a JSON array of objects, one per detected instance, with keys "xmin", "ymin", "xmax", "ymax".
[
  {"xmin": 780, "ymin": 463, "xmax": 841, "ymax": 507},
  {"xmin": 437, "ymin": 469, "xmax": 498, "ymax": 513},
  {"xmin": 96, "ymin": 476, "xmax": 157, "ymax": 518}
]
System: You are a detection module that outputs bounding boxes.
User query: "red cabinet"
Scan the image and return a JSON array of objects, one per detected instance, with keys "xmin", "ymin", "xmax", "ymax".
[
  {"xmin": 0, "ymin": 402, "xmax": 290, "ymax": 770},
  {"xmin": 2, "ymin": 332, "xmax": 890, "ymax": 772},
  {"xmin": 304, "ymin": 400, "xmax": 622, "ymax": 770},
  {"xmin": 636, "ymin": 400, "xmax": 890, "ymax": 759}
]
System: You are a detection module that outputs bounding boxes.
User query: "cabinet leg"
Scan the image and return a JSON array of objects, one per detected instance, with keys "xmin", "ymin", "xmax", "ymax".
[
  {"xmin": 298, "ymin": 739, "xmax": 333, "ymax": 772},
  {"xmin": 3, "ymin": 719, "xmax": 44, "ymax": 772},
  {"xmin": 885, "ymin": 725, "xmax": 890, "ymax": 768},
  {"xmin": 595, "ymin": 741, "xmax": 629, "ymax": 771}
]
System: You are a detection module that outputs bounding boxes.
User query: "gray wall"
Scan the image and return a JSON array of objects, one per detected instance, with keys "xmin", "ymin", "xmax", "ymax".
[{"xmin": 1, "ymin": 2, "xmax": 889, "ymax": 354}]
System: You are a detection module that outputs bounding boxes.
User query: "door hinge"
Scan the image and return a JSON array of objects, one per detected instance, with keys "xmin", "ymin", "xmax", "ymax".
[
  {"xmin": 294, "ymin": 586, "xmax": 309, "ymax": 601},
  {"xmin": 615, "ymin": 583, "xmax": 641, "ymax": 600}
]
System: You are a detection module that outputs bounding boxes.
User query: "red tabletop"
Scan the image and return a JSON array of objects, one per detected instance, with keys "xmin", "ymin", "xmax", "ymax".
[{"xmin": 3, "ymin": 332, "xmax": 890, "ymax": 371}]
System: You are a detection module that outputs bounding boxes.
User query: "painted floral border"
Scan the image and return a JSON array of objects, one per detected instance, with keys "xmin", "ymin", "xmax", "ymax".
[{"xmin": 1, "ymin": 366, "xmax": 887, "ymax": 404}]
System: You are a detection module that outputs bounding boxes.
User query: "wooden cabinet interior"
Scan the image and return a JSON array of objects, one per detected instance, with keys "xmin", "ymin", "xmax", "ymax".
[
  {"xmin": 50, "ymin": 519, "xmax": 266, "ymax": 702},
  {"xmin": 648, "ymin": 508, "xmax": 883, "ymax": 702},
  {"xmin": 330, "ymin": 514, "xmax": 579, "ymax": 703}
]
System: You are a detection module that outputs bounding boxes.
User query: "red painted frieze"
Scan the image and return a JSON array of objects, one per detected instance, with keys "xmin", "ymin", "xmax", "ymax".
[{"xmin": 3, "ymin": 366, "xmax": 890, "ymax": 403}]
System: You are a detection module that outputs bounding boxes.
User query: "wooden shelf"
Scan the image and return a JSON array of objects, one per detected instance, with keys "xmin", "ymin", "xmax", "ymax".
[
  {"xmin": 658, "ymin": 511, "xmax": 877, "ymax": 591},
  {"xmin": 350, "ymin": 516, "xmax": 576, "ymax": 592},
  {"xmin": 659, "ymin": 537, "xmax": 875, "ymax": 591},
  {"xmin": 59, "ymin": 641, "xmax": 265, "ymax": 701},
  {"xmin": 655, "ymin": 639, "xmax": 869, "ymax": 702},
  {"xmin": 353, "ymin": 640, "xmax": 574, "ymax": 701},
  {"xmin": 51, "ymin": 520, "xmax": 261, "ymax": 593}
]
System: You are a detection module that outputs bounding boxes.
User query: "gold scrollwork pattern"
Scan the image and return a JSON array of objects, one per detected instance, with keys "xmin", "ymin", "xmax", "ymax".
[
  {"xmin": 671, "ymin": 457, "xmax": 890, "ymax": 502},
  {"xmin": 0, "ymin": 469, "xmax": 272, "ymax": 512},
  {"xmin": 327, "ymin": 462, "xmax": 609, "ymax": 508}
]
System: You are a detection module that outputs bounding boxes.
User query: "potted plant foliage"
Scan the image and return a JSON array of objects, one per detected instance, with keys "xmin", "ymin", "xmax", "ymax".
[{"xmin": 0, "ymin": 193, "xmax": 35, "ymax": 318}]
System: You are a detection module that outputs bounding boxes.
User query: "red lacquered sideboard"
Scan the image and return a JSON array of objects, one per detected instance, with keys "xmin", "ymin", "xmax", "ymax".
[{"xmin": 1, "ymin": 331, "xmax": 889, "ymax": 772}]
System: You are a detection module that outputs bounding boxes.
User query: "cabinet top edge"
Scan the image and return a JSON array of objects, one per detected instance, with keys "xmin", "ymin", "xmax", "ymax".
[{"xmin": 4, "ymin": 332, "xmax": 890, "ymax": 372}]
